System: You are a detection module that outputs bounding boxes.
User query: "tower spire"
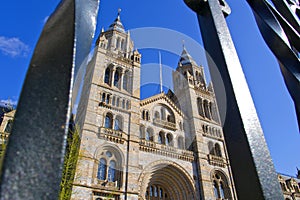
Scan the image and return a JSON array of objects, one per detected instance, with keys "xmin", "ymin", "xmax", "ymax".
[
  {"xmin": 159, "ymin": 51, "xmax": 163, "ymax": 93},
  {"xmin": 117, "ymin": 8, "xmax": 121, "ymax": 19}
]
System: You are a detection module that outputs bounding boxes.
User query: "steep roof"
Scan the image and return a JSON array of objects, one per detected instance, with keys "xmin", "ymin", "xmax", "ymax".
[
  {"xmin": 179, "ymin": 46, "xmax": 197, "ymax": 66},
  {"xmin": 107, "ymin": 9, "xmax": 125, "ymax": 33},
  {"xmin": 140, "ymin": 92, "xmax": 184, "ymax": 117}
]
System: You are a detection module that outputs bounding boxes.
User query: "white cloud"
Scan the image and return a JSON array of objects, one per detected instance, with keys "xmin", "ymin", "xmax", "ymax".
[
  {"xmin": 0, "ymin": 99, "xmax": 18, "ymax": 108},
  {"xmin": 0, "ymin": 36, "xmax": 30, "ymax": 57}
]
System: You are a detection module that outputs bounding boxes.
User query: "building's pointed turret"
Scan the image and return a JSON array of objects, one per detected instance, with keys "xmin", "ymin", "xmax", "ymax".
[
  {"xmin": 175, "ymin": 45, "xmax": 206, "ymax": 89},
  {"xmin": 179, "ymin": 45, "xmax": 197, "ymax": 66},
  {"xmin": 108, "ymin": 8, "xmax": 125, "ymax": 33}
]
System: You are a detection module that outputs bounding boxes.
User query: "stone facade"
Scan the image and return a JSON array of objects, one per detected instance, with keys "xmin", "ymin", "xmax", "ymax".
[
  {"xmin": 0, "ymin": 109, "xmax": 14, "ymax": 153},
  {"xmin": 278, "ymin": 172, "xmax": 300, "ymax": 200},
  {"xmin": 71, "ymin": 11, "xmax": 237, "ymax": 200}
]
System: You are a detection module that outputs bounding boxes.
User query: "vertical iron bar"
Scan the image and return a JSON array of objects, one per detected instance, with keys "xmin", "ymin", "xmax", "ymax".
[
  {"xmin": 0, "ymin": 0, "xmax": 99, "ymax": 199},
  {"xmin": 183, "ymin": 0, "xmax": 284, "ymax": 199}
]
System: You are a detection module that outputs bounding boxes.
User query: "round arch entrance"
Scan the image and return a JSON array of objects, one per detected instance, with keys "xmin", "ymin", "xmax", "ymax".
[{"xmin": 138, "ymin": 160, "xmax": 196, "ymax": 200}]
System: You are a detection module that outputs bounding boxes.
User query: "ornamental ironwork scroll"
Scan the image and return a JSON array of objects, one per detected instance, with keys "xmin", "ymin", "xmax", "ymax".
[{"xmin": 246, "ymin": 0, "xmax": 300, "ymax": 130}]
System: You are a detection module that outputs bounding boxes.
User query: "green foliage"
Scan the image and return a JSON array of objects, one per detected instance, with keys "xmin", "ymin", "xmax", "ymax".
[
  {"xmin": 0, "ymin": 133, "xmax": 7, "ymax": 173},
  {"xmin": 59, "ymin": 125, "xmax": 81, "ymax": 200}
]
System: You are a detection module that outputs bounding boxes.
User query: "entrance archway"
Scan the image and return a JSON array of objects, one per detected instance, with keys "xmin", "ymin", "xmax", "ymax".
[{"xmin": 138, "ymin": 160, "xmax": 196, "ymax": 200}]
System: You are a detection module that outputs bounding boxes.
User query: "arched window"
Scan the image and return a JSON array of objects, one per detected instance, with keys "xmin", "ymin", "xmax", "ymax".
[
  {"xmin": 212, "ymin": 171, "xmax": 232, "ymax": 200},
  {"xmin": 104, "ymin": 68, "xmax": 111, "ymax": 84},
  {"xmin": 116, "ymin": 37, "xmax": 120, "ymax": 49},
  {"xmin": 112, "ymin": 96, "xmax": 116, "ymax": 106},
  {"xmin": 146, "ymin": 128, "xmax": 153, "ymax": 141},
  {"xmin": 116, "ymin": 98, "xmax": 120, "ymax": 107},
  {"xmin": 123, "ymin": 71, "xmax": 128, "ymax": 91},
  {"xmin": 140, "ymin": 125, "xmax": 145, "ymax": 139},
  {"xmin": 105, "ymin": 113, "xmax": 113, "ymax": 129},
  {"xmin": 122, "ymin": 99, "xmax": 125, "ymax": 109},
  {"xmin": 146, "ymin": 111, "xmax": 149, "ymax": 121},
  {"xmin": 102, "ymin": 93, "xmax": 106, "ymax": 102},
  {"xmin": 146, "ymin": 130, "xmax": 150, "ymax": 141},
  {"xmin": 114, "ymin": 70, "xmax": 120, "ymax": 87},
  {"xmin": 114, "ymin": 117, "xmax": 122, "ymax": 131},
  {"xmin": 204, "ymin": 100, "xmax": 211, "ymax": 119},
  {"xmin": 108, "ymin": 160, "xmax": 116, "ymax": 182},
  {"xmin": 215, "ymin": 143, "xmax": 222, "ymax": 157},
  {"xmin": 208, "ymin": 141, "xmax": 215, "ymax": 155},
  {"xmin": 166, "ymin": 134, "xmax": 173, "ymax": 146},
  {"xmin": 197, "ymin": 97, "xmax": 204, "ymax": 117},
  {"xmin": 97, "ymin": 158, "xmax": 107, "ymax": 180},
  {"xmin": 142, "ymin": 110, "xmax": 146, "ymax": 120},
  {"xmin": 5, "ymin": 120, "xmax": 13, "ymax": 133},
  {"xmin": 106, "ymin": 94, "xmax": 110, "ymax": 104},
  {"xmin": 158, "ymin": 132, "xmax": 163, "ymax": 144},
  {"xmin": 121, "ymin": 39, "xmax": 125, "ymax": 50}
]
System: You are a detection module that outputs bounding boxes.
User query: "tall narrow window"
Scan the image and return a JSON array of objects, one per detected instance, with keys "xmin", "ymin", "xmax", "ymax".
[
  {"xmin": 154, "ymin": 186, "xmax": 158, "ymax": 197},
  {"xmin": 140, "ymin": 125, "xmax": 145, "ymax": 139},
  {"xmin": 116, "ymin": 37, "xmax": 120, "ymax": 49},
  {"xmin": 197, "ymin": 97, "xmax": 204, "ymax": 117},
  {"xmin": 158, "ymin": 133, "xmax": 163, "ymax": 144},
  {"xmin": 121, "ymin": 39, "xmax": 125, "ymax": 50},
  {"xmin": 213, "ymin": 181, "xmax": 220, "ymax": 198},
  {"xmin": 146, "ymin": 129, "xmax": 150, "ymax": 141},
  {"xmin": 5, "ymin": 120, "xmax": 13, "ymax": 133},
  {"xmin": 116, "ymin": 98, "xmax": 120, "ymax": 107},
  {"xmin": 108, "ymin": 161, "xmax": 116, "ymax": 182},
  {"xmin": 123, "ymin": 72, "xmax": 128, "ymax": 91},
  {"xmin": 112, "ymin": 96, "xmax": 116, "ymax": 106},
  {"xmin": 166, "ymin": 134, "xmax": 173, "ymax": 146},
  {"xmin": 102, "ymin": 93, "xmax": 106, "ymax": 102},
  {"xmin": 215, "ymin": 143, "xmax": 222, "ymax": 157},
  {"xmin": 142, "ymin": 110, "xmax": 146, "ymax": 120},
  {"xmin": 159, "ymin": 188, "xmax": 163, "ymax": 198},
  {"xmin": 97, "ymin": 158, "xmax": 107, "ymax": 180},
  {"xmin": 105, "ymin": 113, "xmax": 113, "ymax": 129},
  {"xmin": 208, "ymin": 141, "xmax": 215, "ymax": 155},
  {"xmin": 204, "ymin": 100, "xmax": 211, "ymax": 119},
  {"xmin": 220, "ymin": 182, "xmax": 225, "ymax": 199},
  {"xmin": 104, "ymin": 68, "xmax": 111, "ymax": 84},
  {"xmin": 150, "ymin": 186, "xmax": 153, "ymax": 197},
  {"xmin": 114, "ymin": 117, "xmax": 121, "ymax": 131},
  {"xmin": 106, "ymin": 94, "xmax": 111, "ymax": 104},
  {"xmin": 122, "ymin": 99, "xmax": 125, "ymax": 109},
  {"xmin": 114, "ymin": 70, "xmax": 120, "ymax": 87}
]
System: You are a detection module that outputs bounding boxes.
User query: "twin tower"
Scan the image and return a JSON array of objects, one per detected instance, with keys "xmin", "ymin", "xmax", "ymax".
[{"xmin": 72, "ymin": 11, "xmax": 237, "ymax": 200}]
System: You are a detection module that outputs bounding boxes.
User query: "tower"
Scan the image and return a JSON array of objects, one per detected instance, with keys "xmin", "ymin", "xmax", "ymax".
[
  {"xmin": 73, "ymin": 10, "xmax": 142, "ymax": 199},
  {"xmin": 173, "ymin": 47, "xmax": 237, "ymax": 199}
]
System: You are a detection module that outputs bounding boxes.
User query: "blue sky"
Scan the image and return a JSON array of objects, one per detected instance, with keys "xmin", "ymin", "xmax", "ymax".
[{"xmin": 0, "ymin": 0, "xmax": 299, "ymax": 176}]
